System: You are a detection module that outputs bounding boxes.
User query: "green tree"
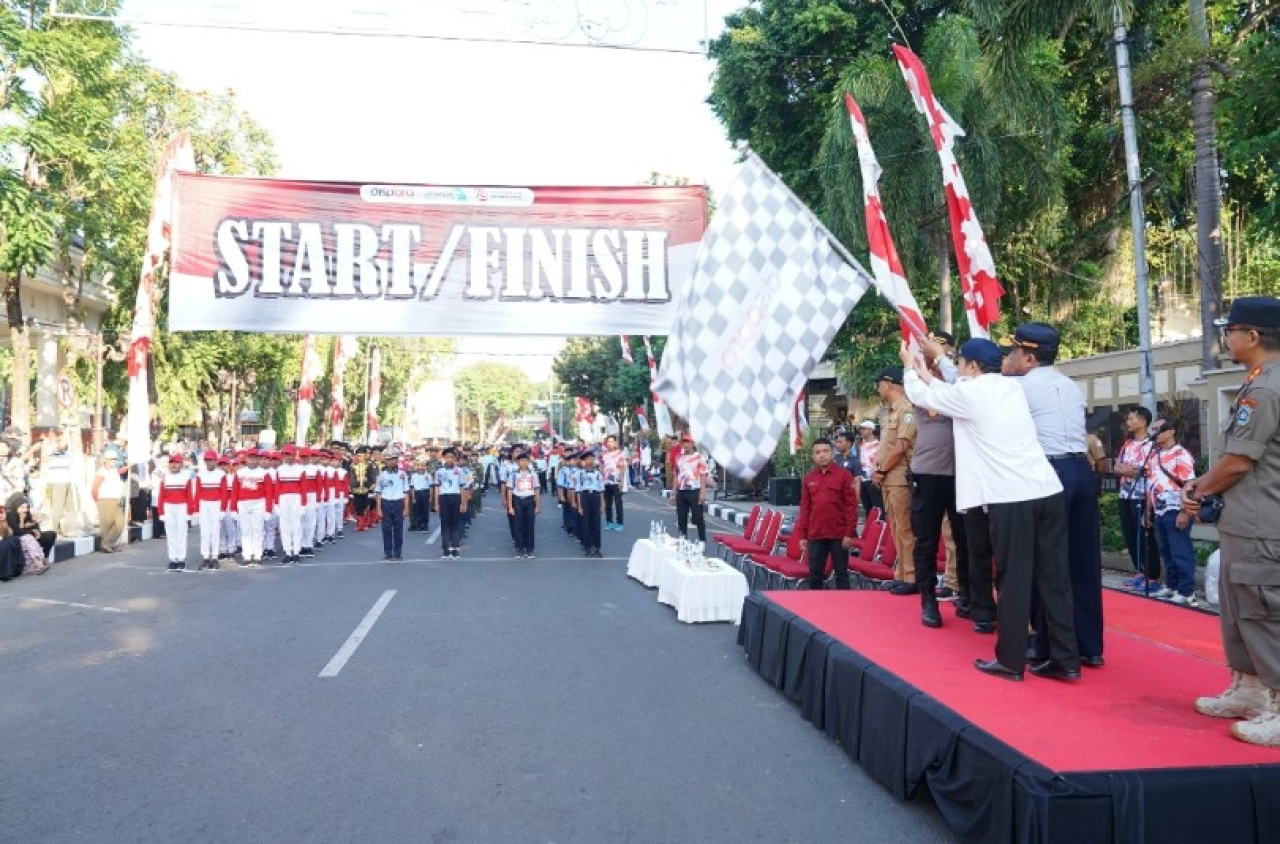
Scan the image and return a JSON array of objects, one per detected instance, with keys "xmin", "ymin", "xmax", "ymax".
[
  {"xmin": 454, "ymin": 361, "xmax": 534, "ymax": 442},
  {"xmin": 551, "ymin": 337, "xmax": 664, "ymax": 439}
]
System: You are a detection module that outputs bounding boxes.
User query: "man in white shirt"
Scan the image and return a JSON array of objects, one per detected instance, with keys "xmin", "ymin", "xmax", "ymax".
[{"xmin": 902, "ymin": 338, "xmax": 1080, "ymax": 683}]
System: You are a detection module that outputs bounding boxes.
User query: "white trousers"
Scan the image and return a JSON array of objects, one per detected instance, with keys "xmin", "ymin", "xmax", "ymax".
[
  {"xmin": 338, "ymin": 496, "xmax": 348, "ymax": 527},
  {"xmin": 277, "ymin": 494, "xmax": 303, "ymax": 555},
  {"xmin": 301, "ymin": 501, "xmax": 317, "ymax": 549},
  {"xmin": 198, "ymin": 501, "xmax": 222, "ymax": 559},
  {"xmin": 163, "ymin": 506, "xmax": 189, "ymax": 562},
  {"xmin": 221, "ymin": 512, "xmax": 239, "ymax": 553},
  {"xmin": 314, "ymin": 500, "xmax": 328, "ymax": 544},
  {"xmin": 263, "ymin": 511, "xmax": 279, "ymax": 554},
  {"xmin": 238, "ymin": 499, "xmax": 267, "ymax": 560}
]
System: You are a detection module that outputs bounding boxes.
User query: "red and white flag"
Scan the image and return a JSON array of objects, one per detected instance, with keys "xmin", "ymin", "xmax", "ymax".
[
  {"xmin": 295, "ymin": 334, "xmax": 324, "ymax": 445},
  {"xmin": 329, "ymin": 335, "xmax": 358, "ymax": 441},
  {"xmin": 126, "ymin": 132, "xmax": 195, "ymax": 465},
  {"xmin": 366, "ymin": 344, "xmax": 382, "ymax": 443},
  {"xmin": 641, "ymin": 336, "xmax": 674, "ymax": 438},
  {"xmin": 892, "ymin": 45, "xmax": 1003, "ymax": 338},
  {"xmin": 620, "ymin": 335, "xmax": 634, "ymax": 365},
  {"xmin": 635, "ymin": 404, "xmax": 651, "ymax": 432},
  {"xmin": 845, "ymin": 94, "xmax": 929, "ymax": 348},
  {"xmin": 789, "ymin": 390, "xmax": 808, "ymax": 456}
]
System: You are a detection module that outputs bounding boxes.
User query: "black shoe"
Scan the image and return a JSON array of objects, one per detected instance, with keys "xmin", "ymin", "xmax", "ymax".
[
  {"xmin": 175, "ymin": 562, "xmax": 187, "ymax": 572},
  {"xmin": 955, "ymin": 601, "xmax": 972, "ymax": 619},
  {"xmin": 921, "ymin": 603, "xmax": 942, "ymax": 628},
  {"xmin": 973, "ymin": 621, "xmax": 997, "ymax": 635},
  {"xmin": 383, "ymin": 555, "xmax": 392, "ymax": 561},
  {"xmin": 1029, "ymin": 660, "xmax": 1082, "ymax": 682},
  {"xmin": 974, "ymin": 658, "xmax": 1023, "ymax": 682},
  {"xmin": 301, "ymin": 548, "xmax": 314, "ymax": 558},
  {"xmin": 935, "ymin": 586, "xmax": 956, "ymax": 600},
  {"xmin": 208, "ymin": 559, "xmax": 220, "ymax": 570},
  {"xmin": 167, "ymin": 561, "xmax": 178, "ymax": 571},
  {"xmin": 1080, "ymin": 655, "xmax": 1106, "ymax": 668},
  {"xmin": 888, "ymin": 582, "xmax": 919, "ymax": 596},
  {"xmin": 526, "ymin": 552, "xmax": 536, "ymax": 559}
]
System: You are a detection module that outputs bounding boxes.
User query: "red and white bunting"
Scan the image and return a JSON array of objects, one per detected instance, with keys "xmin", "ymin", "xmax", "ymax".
[
  {"xmin": 366, "ymin": 344, "xmax": 382, "ymax": 443},
  {"xmin": 642, "ymin": 336, "xmax": 673, "ymax": 438},
  {"xmin": 892, "ymin": 45, "xmax": 1003, "ymax": 338},
  {"xmin": 845, "ymin": 94, "xmax": 929, "ymax": 349},
  {"xmin": 295, "ymin": 334, "xmax": 323, "ymax": 445},
  {"xmin": 126, "ymin": 132, "xmax": 194, "ymax": 465},
  {"xmin": 329, "ymin": 335, "xmax": 358, "ymax": 441},
  {"xmin": 620, "ymin": 335, "xmax": 634, "ymax": 365}
]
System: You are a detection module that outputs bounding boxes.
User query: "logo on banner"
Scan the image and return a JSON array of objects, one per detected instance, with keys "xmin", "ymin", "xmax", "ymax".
[{"xmin": 359, "ymin": 185, "xmax": 535, "ymax": 207}]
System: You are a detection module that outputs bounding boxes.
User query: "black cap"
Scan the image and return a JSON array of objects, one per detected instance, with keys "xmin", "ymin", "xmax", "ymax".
[
  {"xmin": 1216, "ymin": 296, "xmax": 1280, "ymax": 330},
  {"xmin": 931, "ymin": 330, "xmax": 956, "ymax": 347},
  {"xmin": 1012, "ymin": 322, "xmax": 1060, "ymax": 355},
  {"xmin": 959, "ymin": 338, "xmax": 1003, "ymax": 369},
  {"xmin": 874, "ymin": 366, "xmax": 904, "ymax": 386}
]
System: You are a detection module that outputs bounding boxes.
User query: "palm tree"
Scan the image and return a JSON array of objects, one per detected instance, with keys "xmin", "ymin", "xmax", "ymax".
[{"xmin": 1189, "ymin": 0, "xmax": 1223, "ymax": 369}]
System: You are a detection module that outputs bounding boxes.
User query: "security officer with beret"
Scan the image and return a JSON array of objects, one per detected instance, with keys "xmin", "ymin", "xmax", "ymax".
[
  {"xmin": 1005, "ymin": 322, "xmax": 1105, "ymax": 668},
  {"xmin": 1183, "ymin": 297, "xmax": 1280, "ymax": 746},
  {"xmin": 873, "ymin": 366, "xmax": 918, "ymax": 594}
]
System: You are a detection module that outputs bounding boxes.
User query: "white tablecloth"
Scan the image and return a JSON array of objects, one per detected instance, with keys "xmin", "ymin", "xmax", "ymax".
[{"xmin": 627, "ymin": 538, "xmax": 749, "ymax": 624}]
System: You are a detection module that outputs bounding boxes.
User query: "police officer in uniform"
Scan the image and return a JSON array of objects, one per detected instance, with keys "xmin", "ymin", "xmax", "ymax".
[
  {"xmin": 1005, "ymin": 323, "xmax": 1105, "ymax": 667},
  {"xmin": 872, "ymin": 367, "xmax": 918, "ymax": 594},
  {"xmin": 1184, "ymin": 297, "xmax": 1280, "ymax": 746},
  {"xmin": 373, "ymin": 450, "xmax": 408, "ymax": 561}
]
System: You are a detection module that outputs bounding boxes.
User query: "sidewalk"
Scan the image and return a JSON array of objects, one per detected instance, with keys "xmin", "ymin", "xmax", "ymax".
[{"xmin": 47, "ymin": 521, "xmax": 157, "ymax": 564}]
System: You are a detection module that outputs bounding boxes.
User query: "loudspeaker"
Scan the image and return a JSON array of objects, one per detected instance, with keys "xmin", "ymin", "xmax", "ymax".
[{"xmin": 769, "ymin": 477, "xmax": 802, "ymax": 506}]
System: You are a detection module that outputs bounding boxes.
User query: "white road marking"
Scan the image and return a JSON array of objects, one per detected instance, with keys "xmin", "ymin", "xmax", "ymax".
[
  {"xmin": 425, "ymin": 527, "xmax": 441, "ymax": 544},
  {"xmin": 21, "ymin": 597, "xmax": 129, "ymax": 614},
  {"xmin": 318, "ymin": 590, "xmax": 397, "ymax": 678}
]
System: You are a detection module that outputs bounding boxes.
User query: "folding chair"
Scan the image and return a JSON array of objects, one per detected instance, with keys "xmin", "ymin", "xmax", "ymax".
[
  {"xmin": 712, "ymin": 504, "xmax": 760, "ymax": 560},
  {"xmin": 718, "ymin": 508, "xmax": 771, "ymax": 565}
]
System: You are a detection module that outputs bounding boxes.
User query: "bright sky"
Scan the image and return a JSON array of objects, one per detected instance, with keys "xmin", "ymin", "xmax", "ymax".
[{"xmin": 129, "ymin": 1, "xmax": 747, "ymax": 382}]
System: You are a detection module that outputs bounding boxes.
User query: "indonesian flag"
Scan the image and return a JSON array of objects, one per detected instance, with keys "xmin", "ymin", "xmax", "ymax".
[
  {"xmin": 893, "ymin": 45, "xmax": 1003, "ymax": 338},
  {"xmin": 126, "ymin": 132, "xmax": 195, "ymax": 466},
  {"xmin": 641, "ymin": 336, "xmax": 673, "ymax": 438},
  {"xmin": 845, "ymin": 94, "xmax": 929, "ymax": 348},
  {"xmin": 295, "ymin": 333, "xmax": 323, "ymax": 445},
  {"xmin": 575, "ymin": 397, "xmax": 596, "ymax": 425},
  {"xmin": 635, "ymin": 404, "xmax": 651, "ymax": 432},
  {"xmin": 329, "ymin": 335, "xmax": 358, "ymax": 441},
  {"xmin": 620, "ymin": 335, "xmax": 634, "ymax": 365},
  {"xmin": 366, "ymin": 344, "xmax": 382, "ymax": 443},
  {"xmin": 789, "ymin": 390, "xmax": 808, "ymax": 456}
]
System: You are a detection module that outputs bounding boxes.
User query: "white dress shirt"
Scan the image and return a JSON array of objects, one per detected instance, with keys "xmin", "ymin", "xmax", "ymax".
[
  {"xmin": 904, "ymin": 369, "xmax": 1063, "ymax": 511},
  {"xmin": 1015, "ymin": 366, "xmax": 1087, "ymax": 455}
]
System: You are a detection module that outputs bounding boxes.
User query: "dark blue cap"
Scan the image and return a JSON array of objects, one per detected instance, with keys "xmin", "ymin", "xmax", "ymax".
[
  {"xmin": 1216, "ymin": 296, "xmax": 1280, "ymax": 330},
  {"xmin": 1013, "ymin": 322, "xmax": 1060, "ymax": 355},
  {"xmin": 959, "ymin": 338, "xmax": 1002, "ymax": 369},
  {"xmin": 874, "ymin": 366, "xmax": 904, "ymax": 385}
]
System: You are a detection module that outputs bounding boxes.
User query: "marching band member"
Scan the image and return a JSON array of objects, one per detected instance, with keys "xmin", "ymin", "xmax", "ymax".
[{"xmin": 350, "ymin": 448, "xmax": 374, "ymax": 531}]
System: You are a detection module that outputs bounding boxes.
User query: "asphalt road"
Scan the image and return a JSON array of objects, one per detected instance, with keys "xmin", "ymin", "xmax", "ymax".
[{"xmin": 0, "ymin": 488, "xmax": 955, "ymax": 843}]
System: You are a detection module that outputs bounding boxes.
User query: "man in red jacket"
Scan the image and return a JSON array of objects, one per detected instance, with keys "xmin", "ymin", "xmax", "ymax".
[{"xmin": 794, "ymin": 437, "xmax": 859, "ymax": 590}]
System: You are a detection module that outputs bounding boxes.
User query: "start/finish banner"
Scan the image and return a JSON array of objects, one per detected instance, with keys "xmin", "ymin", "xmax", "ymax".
[{"xmin": 168, "ymin": 174, "xmax": 707, "ymax": 335}]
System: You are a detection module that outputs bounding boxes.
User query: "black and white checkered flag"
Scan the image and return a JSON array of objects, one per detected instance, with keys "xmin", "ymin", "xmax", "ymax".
[{"xmin": 654, "ymin": 152, "xmax": 872, "ymax": 479}]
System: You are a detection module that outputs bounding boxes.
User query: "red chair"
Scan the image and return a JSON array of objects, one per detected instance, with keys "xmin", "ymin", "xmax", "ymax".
[
  {"xmin": 849, "ymin": 521, "xmax": 893, "ymax": 588},
  {"xmin": 867, "ymin": 507, "xmax": 883, "ymax": 524},
  {"xmin": 730, "ymin": 511, "xmax": 783, "ymax": 586},
  {"xmin": 850, "ymin": 520, "xmax": 885, "ymax": 561},
  {"xmin": 712, "ymin": 504, "xmax": 760, "ymax": 560},
  {"xmin": 718, "ymin": 508, "xmax": 771, "ymax": 558},
  {"xmin": 748, "ymin": 529, "xmax": 806, "ymax": 590}
]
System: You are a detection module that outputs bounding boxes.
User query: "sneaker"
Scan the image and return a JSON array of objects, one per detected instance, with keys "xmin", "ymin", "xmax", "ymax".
[
  {"xmin": 175, "ymin": 562, "xmax": 187, "ymax": 572},
  {"xmin": 208, "ymin": 559, "xmax": 220, "ymax": 570},
  {"xmin": 1123, "ymin": 574, "xmax": 1150, "ymax": 590},
  {"xmin": 1230, "ymin": 691, "xmax": 1280, "ymax": 747},
  {"xmin": 1187, "ymin": 595, "xmax": 1201, "ymax": 608},
  {"xmin": 1156, "ymin": 587, "xmax": 1176, "ymax": 599},
  {"xmin": 526, "ymin": 552, "xmax": 536, "ymax": 559},
  {"xmin": 167, "ymin": 561, "xmax": 178, "ymax": 572},
  {"xmin": 1196, "ymin": 671, "xmax": 1271, "ymax": 719},
  {"xmin": 1169, "ymin": 593, "xmax": 1189, "ymax": 605},
  {"xmin": 605, "ymin": 521, "xmax": 615, "ymax": 531}
]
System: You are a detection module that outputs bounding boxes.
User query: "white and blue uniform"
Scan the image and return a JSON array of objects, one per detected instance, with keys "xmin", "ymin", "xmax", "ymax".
[
  {"xmin": 375, "ymin": 466, "xmax": 408, "ymax": 558},
  {"xmin": 434, "ymin": 465, "xmax": 467, "ymax": 555},
  {"xmin": 576, "ymin": 466, "xmax": 605, "ymax": 553}
]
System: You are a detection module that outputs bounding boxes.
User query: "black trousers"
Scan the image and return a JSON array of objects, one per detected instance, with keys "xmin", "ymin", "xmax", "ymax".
[
  {"xmin": 910, "ymin": 474, "xmax": 969, "ymax": 603},
  {"xmin": 862, "ymin": 482, "xmax": 883, "ymax": 516},
  {"xmin": 988, "ymin": 493, "xmax": 1079, "ymax": 672},
  {"xmin": 380, "ymin": 499, "xmax": 404, "ymax": 557},
  {"xmin": 411, "ymin": 489, "xmax": 431, "ymax": 531},
  {"xmin": 353, "ymin": 492, "xmax": 371, "ymax": 517},
  {"xmin": 1118, "ymin": 495, "xmax": 1161, "ymax": 578},
  {"xmin": 604, "ymin": 484, "xmax": 624, "ymax": 524},
  {"xmin": 561, "ymin": 498, "xmax": 575, "ymax": 533},
  {"xmin": 1032, "ymin": 455, "xmax": 1104, "ymax": 660},
  {"xmin": 537, "ymin": 471, "xmax": 548, "ymax": 494},
  {"xmin": 965, "ymin": 508, "xmax": 996, "ymax": 624},
  {"xmin": 578, "ymin": 490, "xmax": 602, "ymax": 550},
  {"xmin": 675, "ymin": 489, "xmax": 705, "ymax": 542},
  {"xmin": 807, "ymin": 538, "xmax": 850, "ymax": 590},
  {"xmin": 438, "ymin": 494, "xmax": 462, "ymax": 551},
  {"xmin": 513, "ymin": 495, "xmax": 537, "ymax": 551}
]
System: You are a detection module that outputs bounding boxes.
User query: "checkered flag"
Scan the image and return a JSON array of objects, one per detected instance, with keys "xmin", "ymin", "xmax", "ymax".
[{"xmin": 654, "ymin": 152, "xmax": 871, "ymax": 479}]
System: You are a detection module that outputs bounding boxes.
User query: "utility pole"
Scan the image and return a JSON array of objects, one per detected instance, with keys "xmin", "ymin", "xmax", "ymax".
[
  {"xmin": 1189, "ymin": 0, "xmax": 1223, "ymax": 371},
  {"xmin": 1113, "ymin": 4, "xmax": 1157, "ymax": 415}
]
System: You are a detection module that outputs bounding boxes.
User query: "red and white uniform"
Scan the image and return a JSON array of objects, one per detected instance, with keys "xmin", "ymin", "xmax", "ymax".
[
  {"xmin": 274, "ymin": 462, "xmax": 306, "ymax": 556},
  {"xmin": 313, "ymin": 465, "xmax": 332, "ymax": 545},
  {"xmin": 601, "ymin": 449, "xmax": 628, "ymax": 489},
  {"xmin": 193, "ymin": 468, "xmax": 229, "ymax": 560},
  {"xmin": 157, "ymin": 468, "xmax": 195, "ymax": 562},
  {"xmin": 262, "ymin": 463, "xmax": 280, "ymax": 555},
  {"xmin": 676, "ymin": 451, "xmax": 709, "ymax": 491},
  {"xmin": 333, "ymin": 465, "xmax": 349, "ymax": 531},
  {"xmin": 300, "ymin": 462, "xmax": 320, "ymax": 549},
  {"xmin": 231, "ymin": 467, "xmax": 274, "ymax": 561}
]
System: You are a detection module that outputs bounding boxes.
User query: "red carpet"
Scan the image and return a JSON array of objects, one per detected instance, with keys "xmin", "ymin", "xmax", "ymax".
[{"xmin": 767, "ymin": 589, "xmax": 1279, "ymax": 772}]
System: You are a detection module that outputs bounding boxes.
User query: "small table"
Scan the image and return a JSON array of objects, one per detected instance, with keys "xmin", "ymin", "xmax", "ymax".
[{"xmin": 627, "ymin": 538, "xmax": 749, "ymax": 624}]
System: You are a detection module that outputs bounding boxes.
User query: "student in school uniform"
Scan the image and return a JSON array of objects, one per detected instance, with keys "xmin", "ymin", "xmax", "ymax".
[
  {"xmin": 192, "ymin": 449, "xmax": 229, "ymax": 570},
  {"xmin": 157, "ymin": 454, "xmax": 195, "ymax": 571},
  {"xmin": 506, "ymin": 452, "xmax": 542, "ymax": 559},
  {"xmin": 432, "ymin": 448, "xmax": 467, "ymax": 559},
  {"xmin": 409, "ymin": 457, "xmax": 433, "ymax": 533},
  {"xmin": 576, "ymin": 450, "xmax": 605, "ymax": 558},
  {"xmin": 372, "ymin": 449, "xmax": 408, "ymax": 561}
]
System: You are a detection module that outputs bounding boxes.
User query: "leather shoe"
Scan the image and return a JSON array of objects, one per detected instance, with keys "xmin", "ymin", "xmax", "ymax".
[
  {"xmin": 1029, "ymin": 660, "xmax": 1082, "ymax": 681},
  {"xmin": 974, "ymin": 658, "xmax": 1023, "ymax": 682},
  {"xmin": 921, "ymin": 604, "xmax": 942, "ymax": 628},
  {"xmin": 972, "ymin": 621, "xmax": 997, "ymax": 635},
  {"xmin": 888, "ymin": 582, "xmax": 919, "ymax": 596},
  {"xmin": 954, "ymin": 601, "xmax": 972, "ymax": 619},
  {"xmin": 1080, "ymin": 655, "xmax": 1106, "ymax": 668}
]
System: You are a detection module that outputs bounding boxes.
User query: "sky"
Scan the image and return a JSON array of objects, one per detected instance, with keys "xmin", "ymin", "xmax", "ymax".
[{"xmin": 127, "ymin": 1, "xmax": 748, "ymax": 382}]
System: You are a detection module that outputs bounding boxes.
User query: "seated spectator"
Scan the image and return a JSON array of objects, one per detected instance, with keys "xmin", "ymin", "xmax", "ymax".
[
  {"xmin": 0, "ymin": 515, "xmax": 22, "ymax": 581},
  {"xmin": 5, "ymin": 493, "xmax": 54, "ymax": 576}
]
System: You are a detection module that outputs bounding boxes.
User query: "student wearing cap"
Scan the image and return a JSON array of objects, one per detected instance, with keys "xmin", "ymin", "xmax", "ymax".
[
  {"xmin": 274, "ymin": 446, "xmax": 305, "ymax": 564},
  {"xmin": 433, "ymin": 448, "xmax": 467, "ymax": 558},
  {"xmin": 193, "ymin": 449, "xmax": 229, "ymax": 570},
  {"xmin": 408, "ymin": 457, "xmax": 433, "ymax": 533},
  {"xmin": 576, "ymin": 450, "xmax": 605, "ymax": 557},
  {"xmin": 557, "ymin": 451, "xmax": 579, "ymax": 536},
  {"xmin": 507, "ymin": 452, "xmax": 541, "ymax": 559},
  {"xmin": 902, "ymin": 338, "xmax": 1080, "ymax": 682},
  {"xmin": 374, "ymin": 450, "xmax": 408, "ymax": 561},
  {"xmin": 1005, "ymin": 323, "xmax": 1105, "ymax": 668},
  {"xmin": 1182, "ymin": 296, "xmax": 1280, "ymax": 746},
  {"xmin": 261, "ymin": 451, "xmax": 281, "ymax": 559},
  {"xmin": 857, "ymin": 421, "xmax": 882, "ymax": 516},
  {"xmin": 672, "ymin": 434, "xmax": 709, "ymax": 543},
  {"xmin": 219, "ymin": 455, "xmax": 241, "ymax": 561},
  {"xmin": 601, "ymin": 434, "xmax": 628, "ymax": 532},
  {"xmin": 231, "ymin": 450, "xmax": 274, "ymax": 566},
  {"xmin": 299, "ymin": 449, "xmax": 320, "ymax": 558},
  {"xmin": 498, "ymin": 449, "xmax": 517, "ymax": 543},
  {"xmin": 873, "ymin": 367, "xmax": 919, "ymax": 594},
  {"xmin": 157, "ymin": 454, "xmax": 195, "ymax": 571}
]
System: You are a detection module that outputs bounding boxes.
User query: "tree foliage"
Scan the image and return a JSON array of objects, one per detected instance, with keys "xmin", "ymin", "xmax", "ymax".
[{"xmin": 551, "ymin": 336, "xmax": 665, "ymax": 438}]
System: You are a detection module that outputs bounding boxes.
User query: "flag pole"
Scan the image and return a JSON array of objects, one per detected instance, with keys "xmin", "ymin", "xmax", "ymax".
[{"xmin": 362, "ymin": 342, "xmax": 372, "ymax": 445}]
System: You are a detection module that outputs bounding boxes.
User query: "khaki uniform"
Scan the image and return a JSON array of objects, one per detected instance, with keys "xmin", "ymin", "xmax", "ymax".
[
  {"xmin": 1217, "ymin": 358, "xmax": 1280, "ymax": 689},
  {"xmin": 880, "ymin": 395, "xmax": 917, "ymax": 581}
]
